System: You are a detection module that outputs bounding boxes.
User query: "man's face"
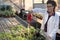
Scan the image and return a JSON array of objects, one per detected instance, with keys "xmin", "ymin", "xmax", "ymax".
[{"xmin": 47, "ymin": 4, "xmax": 54, "ymax": 13}]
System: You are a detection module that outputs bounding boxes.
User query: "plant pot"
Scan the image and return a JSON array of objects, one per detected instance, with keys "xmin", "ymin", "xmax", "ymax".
[
  {"xmin": 11, "ymin": 15, "xmax": 15, "ymax": 17},
  {"xmin": 11, "ymin": 14, "xmax": 15, "ymax": 17},
  {"xmin": 2, "ymin": 15, "xmax": 5, "ymax": 17},
  {"xmin": 4, "ymin": 15, "xmax": 11, "ymax": 18}
]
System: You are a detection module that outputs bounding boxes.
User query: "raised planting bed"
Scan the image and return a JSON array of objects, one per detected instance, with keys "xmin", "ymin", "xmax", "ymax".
[{"xmin": 0, "ymin": 25, "xmax": 45, "ymax": 40}]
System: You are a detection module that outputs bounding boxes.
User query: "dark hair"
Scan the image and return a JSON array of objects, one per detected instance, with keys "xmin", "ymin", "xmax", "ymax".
[
  {"xmin": 47, "ymin": 1, "xmax": 57, "ymax": 12},
  {"xmin": 47, "ymin": 1, "xmax": 57, "ymax": 7},
  {"xmin": 20, "ymin": 9, "xmax": 25, "ymax": 13}
]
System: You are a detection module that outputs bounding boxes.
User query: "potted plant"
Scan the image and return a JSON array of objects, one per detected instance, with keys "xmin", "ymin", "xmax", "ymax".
[
  {"xmin": 3, "ymin": 10, "xmax": 15, "ymax": 18},
  {"xmin": 10, "ymin": 11, "xmax": 15, "ymax": 17},
  {"xmin": 0, "ymin": 5, "xmax": 15, "ymax": 18},
  {"xmin": 4, "ymin": 10, "xmax": 10, "ymax": 17}
]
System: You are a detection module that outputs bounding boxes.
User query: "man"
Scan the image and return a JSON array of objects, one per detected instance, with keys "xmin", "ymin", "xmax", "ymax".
[
  {"xmin": 41, "ymin": 1, "xmax": 59, "ymax": 40},
  {"xmin": 26, "ymin": 11, "xmax": 32, "ymax": 28},
  {"xmin": 19, "ymin": 8, "xmax": 25, "ymax": 18},
  {"xmin": 26, "ymin": 11, "xmax": 32, "ymax": 23}
]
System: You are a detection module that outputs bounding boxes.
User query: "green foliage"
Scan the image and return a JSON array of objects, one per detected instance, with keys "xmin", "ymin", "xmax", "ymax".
[
  {"xmin": 0, "ymin": 25, "xmax": 45, "ymax": 40},
  {"xmin": 0, "ymin": 5, "xmax": 15, "ymax": 17},
  {"xmin": 0, "ymin": 32, "xmax": 5, "ymax": 39},
  {"xmin": 0, "ymin": 5, "xmax": 12, "ymax": 11}
]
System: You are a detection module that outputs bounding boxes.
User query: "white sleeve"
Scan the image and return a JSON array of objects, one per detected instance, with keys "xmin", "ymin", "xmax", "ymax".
[{"xmin": 41, "ymin": 12, "xmax": 46, "ymax": 30}]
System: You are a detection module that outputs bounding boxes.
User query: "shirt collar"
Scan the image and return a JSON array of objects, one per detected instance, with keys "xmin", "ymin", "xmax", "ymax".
[
  {"xmin": 52, "ymin": 12, "xmax": 55, "ymax": 16},
  {"xmin": 47, "ymin": 11, "xmax": 55, "ymax": 16}
]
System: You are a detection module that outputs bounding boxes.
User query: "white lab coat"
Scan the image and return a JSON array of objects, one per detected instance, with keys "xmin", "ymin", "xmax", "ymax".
[{"xmin": 41, "ymin": 12, "xmax": 59, "ymax": 40}]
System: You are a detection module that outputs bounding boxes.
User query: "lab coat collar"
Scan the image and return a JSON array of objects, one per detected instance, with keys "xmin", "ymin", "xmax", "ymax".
[
  {"xmin": 52, "ymin": 12, "xmax": 55, "ymax": 16},
  {"xmin": 47, "ymin": 12, "xmax": 55, "ymax": 16}
]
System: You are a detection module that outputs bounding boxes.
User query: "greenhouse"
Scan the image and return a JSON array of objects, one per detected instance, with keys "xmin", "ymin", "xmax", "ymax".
[{"xmin": 0, "ymin": 0, "xmax": 60, "ymax": 40}]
